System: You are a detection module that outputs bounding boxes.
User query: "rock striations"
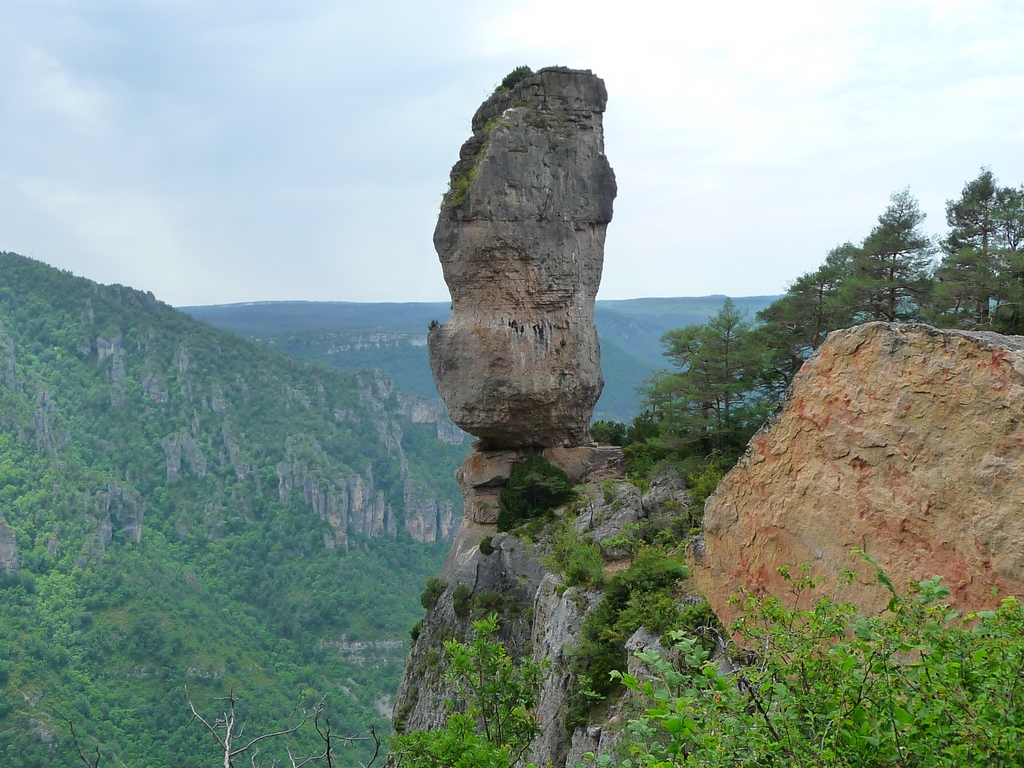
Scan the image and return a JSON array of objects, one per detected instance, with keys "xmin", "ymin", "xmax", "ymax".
[
  {"xmin": 428, "ymin": 67, "xmax": 617, "ymax": 449},
  {"xmin": 693, "ymin": 322, "xmax": 1024, "ymax": 624}
]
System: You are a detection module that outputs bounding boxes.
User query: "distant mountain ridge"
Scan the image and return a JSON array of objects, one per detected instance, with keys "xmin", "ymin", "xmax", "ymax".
[{"xmin": 182, "ymin": 295, "xmax": 780, "ymax": 422}]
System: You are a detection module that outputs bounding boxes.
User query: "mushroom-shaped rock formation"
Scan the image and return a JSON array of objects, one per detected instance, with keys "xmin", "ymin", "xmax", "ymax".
[{"xmin": 428, "ymin": 67, "xmax": 617, "ymax": 449}]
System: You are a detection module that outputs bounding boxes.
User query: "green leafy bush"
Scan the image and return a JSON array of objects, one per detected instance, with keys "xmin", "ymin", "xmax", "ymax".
[
  {"xmin": 685, "ymin": 459, "xmax": 727, "ymax": 507},
  {"xmin": 594, "ymin": 562, "xmax": 1024, "ymax": 768},
  {"xmin": 391, "ymin": 614, "xmax": 545, "ymax": 767},
  {"xmin": 497, "ymin": 453, "xmax": 574, "ymax": 532},
  {"xmin": 421, "ymin": 576, "xmax": 448, "ymax": 611},
  {"xmin": 590, "ymin": 420, "xmax": 627, "ymax": 446},
  {"xmin": 676, "ymin": 599, "xmax": 721, "ymax": 651},
  {"xmin": 542, "ymin": 520, "xmax": 605, "ymax": 589},
  {"xmin": 600, "ymin": 478, "xmax": 618, "ymax": 504},
  {"xmin": 494, "ymin": 66, "xmax": 533, "ymax": 94},
  {"xmin": 566, "ymin": 547, "xmax": 689, "ymax": 731},
  {"xmin": 479, "ymin": 536, "xmax": 495, "ymax": 555},
  {"xmin": 452, "ymin": 584, "xmax": 472, "ymax": 619},
  {"xmin": 474, "ymin": 590, "xmax": 517, "ymax": 618},
  {"xmin": 410, "ymin": 620, "xmax": 423, "ymax": 642},
  {"xmin": 622, "ymin": 442, "xmax": 664, "ymax": 485}
]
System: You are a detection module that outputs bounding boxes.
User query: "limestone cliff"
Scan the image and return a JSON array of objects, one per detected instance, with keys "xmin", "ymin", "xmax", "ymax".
[
  {"xmin": 428, "ymin": 67, "xmax": 617, "ymax": 449},
  {"xmin": 693, "ymin": 322, "xmax": 1024, "ymax": 623},
  {"xmin": 0, "ymin": 518, "xmax": 18, "ymax": 574},
  {"xmin": 392, "ymin": 469, "xmax": 693, "ymax": 768},
  {"xmin": 394, "ymin": 67, "xmax": 639, "ymax": 765}
]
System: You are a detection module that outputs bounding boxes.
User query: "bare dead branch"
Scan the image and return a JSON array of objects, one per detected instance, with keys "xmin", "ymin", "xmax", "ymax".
[
  {"xmin": 361, "ymin": 724, "xmax": 382, "ymax": 768},
  {"xmin": 232, "ymin": 713, "xmax": 308, "ymax": 760},
  {"xmin": 185, "ymin": 687, "xmax": 229, "ymax": 752},
  {"xmin": 50, "ymin": 709, "xmax": 102, "ymax": 768}
]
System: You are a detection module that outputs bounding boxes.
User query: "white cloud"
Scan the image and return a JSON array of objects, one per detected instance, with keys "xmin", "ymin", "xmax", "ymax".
[
  {"xmin": 0, "ymin": 0, "xmax": 1022, "ymax": 303},
  {"xmin": 13, "ymin": 176, "xmax": 194, "ymax": 292},
  {"xmin": 21, "ymin": 48, "xmax": 111, "ymax": 134}
]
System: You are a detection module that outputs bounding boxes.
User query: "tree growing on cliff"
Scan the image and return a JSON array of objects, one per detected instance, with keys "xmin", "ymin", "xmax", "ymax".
[
  {"xmin": 933, "ymin": 169, "xmax": 1024, "ymax": 328},
  {"xmin": 389, "ymin": 614, "xmax": 544, "ymax": 768},
  {"xmin": 839, "ymin": 189, "xmax": 934, "ymax": 323},
  {"xmin": 755, "ymin": 242, "xmax": 857, "ymax": 386}
]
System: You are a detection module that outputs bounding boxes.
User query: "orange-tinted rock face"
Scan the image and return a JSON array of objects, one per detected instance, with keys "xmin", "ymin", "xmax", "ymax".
[{"xmin": 692, "ymin": 323, "xmax": 1024, "ymax": 625}]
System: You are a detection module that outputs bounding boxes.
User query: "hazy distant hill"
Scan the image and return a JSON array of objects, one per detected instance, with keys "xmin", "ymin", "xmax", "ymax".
[
  {"xmin": 0, "ymin": 253, "xmax": 467, "ymax": 767},
  {"xmin": 183, "ymin": 295, "xmax": 779, "ymax": 422}
]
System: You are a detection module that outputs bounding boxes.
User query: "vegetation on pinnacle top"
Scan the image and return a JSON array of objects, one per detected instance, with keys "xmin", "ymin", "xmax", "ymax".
[
  {"xmin": 494, "ymin": 66, "xmax": 533, "ymax": 94},
  {"xmin": 0, "ymin": 251, "xmax": 464, "ymax": 767}
]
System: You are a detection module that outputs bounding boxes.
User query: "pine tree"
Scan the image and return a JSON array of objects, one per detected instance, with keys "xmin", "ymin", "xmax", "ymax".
[
  {"xmin": 650, "ymin": 299, "xmax": 768, "ymax": 451},
  {"xmin": 839, "ymin": 189, "xmax": 933, "ymax": 323},
  {"xmin": 756, "ymin": 243, "xmax": 856, "ymax": 390},
  {"xmin": 934, "ymin": 169, "xmax": 1007, "ymax": 326}
]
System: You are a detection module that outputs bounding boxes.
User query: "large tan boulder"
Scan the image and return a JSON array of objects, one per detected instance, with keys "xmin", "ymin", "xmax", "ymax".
[
  {"xmin": 692, "ymin": 322, "xmax": 1024, "ymax": 623},
  {"xmin": 428, "ymin": 67, "xmax": 617, "ymax": 449}
]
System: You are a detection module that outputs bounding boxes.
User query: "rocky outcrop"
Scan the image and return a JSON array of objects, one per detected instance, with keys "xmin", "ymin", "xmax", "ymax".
[
  {"xmin": 457, "ymin": 446, "xmax": 623, "ymax": 525},
  {"xmin": 395, "ymin": 392, "xmax": 467, "ymax": 445},
  {"xmin": 78, "ymin": 481, "xmax": 147, "ymax": 566},
  {"xmin": 33, "ymin": 389, "xmax": 63, "ymax": 456},
  {"xmin": 0, "ymin": 518, "xmax": 18, "ymax": 574},
  {"xmin": 1, "ymin": 323, "xmax": 18, "ymax": 392},
  {"xmin": 277, "ymin": 459, "xmax": 394, "ymax": 545},
  {"xmin": 394, "ymin": 69, "xmax": 632, "ymax": 762},
  {"xmin": 141, "ymin": 370, "xmax": 169, "ymax": 403},
  {"xmin": 161, "ymin": 432, "xmax": 207, "ymax": 480},
  {"xmin": 428, "ymin": 67, "xmax": 617, "ymax": 449},
  {"xmin": 693, "ymin": 322, "xmax": 1024, "ymax": 624},
  {"xmin": 220, "ymin": 421, "xmax": 250, "ymax": 480},
  {"xmin": 404, "ymin": 480, "xmax": 460, "ymax": 544},
  {"xmin": 393, "ymin": 462, "xmax": 689, "ymax": 768}
]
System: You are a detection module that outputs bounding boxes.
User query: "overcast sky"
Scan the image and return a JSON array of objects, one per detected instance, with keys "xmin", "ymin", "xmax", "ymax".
[{"xmin": 2, "ymin": 0, "xmax": 1023, "ymax": 306}]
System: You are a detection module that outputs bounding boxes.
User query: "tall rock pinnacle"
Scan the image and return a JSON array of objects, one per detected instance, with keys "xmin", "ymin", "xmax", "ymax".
[{"xmin": 428, "ymin": 67, "xmax": 617, "ymax": 449}]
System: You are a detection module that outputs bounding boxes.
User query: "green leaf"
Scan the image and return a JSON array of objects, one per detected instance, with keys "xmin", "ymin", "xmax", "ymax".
[{"xmin": 893, "ymin": 706, "xmax": 914, "ymax": 725}]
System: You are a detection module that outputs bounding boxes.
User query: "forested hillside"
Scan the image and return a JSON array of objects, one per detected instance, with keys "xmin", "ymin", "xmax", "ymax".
[{"xmin": 0, "ymin": 252, "xmax": 467, "ymax": 767}]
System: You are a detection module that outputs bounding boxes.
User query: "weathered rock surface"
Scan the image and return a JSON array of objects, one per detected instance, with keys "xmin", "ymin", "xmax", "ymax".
[
  {"xmin": 0, "ymin": 518, "xmax": 19, "ymax": 574},
  {"xmin": 392, "ymin": 468, "xmax": 692, "ymax": 768},
  {"xmin": 428, "ymin": 67, "xmax": 617, "ymax": 448},
  {"xmin": 693, "ymin": 322, "xmax": 1024, "ymax": 624}
]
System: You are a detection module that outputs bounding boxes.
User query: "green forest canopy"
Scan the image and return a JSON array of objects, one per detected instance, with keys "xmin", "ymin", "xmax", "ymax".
[{"xmin": 0, "ymin": 252, "xmax": 467, "ymax": 767}]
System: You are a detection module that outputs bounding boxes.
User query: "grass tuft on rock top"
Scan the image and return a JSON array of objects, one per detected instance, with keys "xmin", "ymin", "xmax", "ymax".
[
  {"xmin": 497, "ymin": 452, "xmax": 575, "ymax": 532},
  {"xmin": 494, "ymin": 65, "xmax": 533, "ymax": 94}
]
